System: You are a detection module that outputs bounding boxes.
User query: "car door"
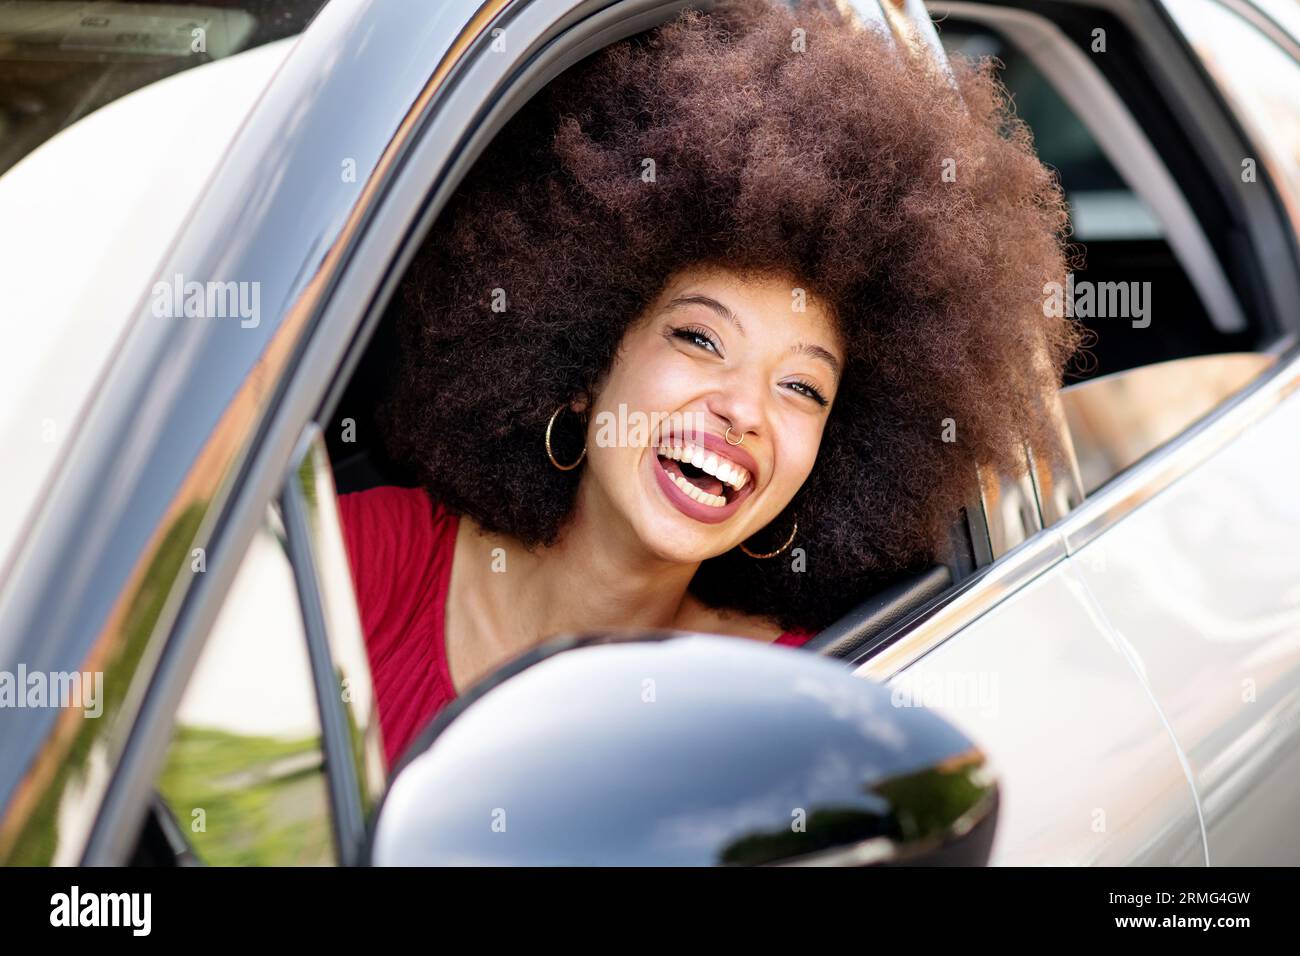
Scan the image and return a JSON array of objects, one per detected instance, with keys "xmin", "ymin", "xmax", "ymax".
[
  {"xmin": 1065, "ymin": 0, "xmax": 1300, "ymax": 866},
  {"xmin": 848, "ymin": 0, "xmax": 1300, "ymax": 865},
  {"xmin": 31, "ymin": 0, "xmax": 884, "ymax": 865},
  {"xmin": 0, "ymin": 0, "xmax": 510, "ymax": 865}
]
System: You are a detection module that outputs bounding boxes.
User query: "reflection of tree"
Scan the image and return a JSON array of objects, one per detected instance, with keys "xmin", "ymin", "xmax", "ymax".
[
  {"xmin": 336, "ymin": 665, "xmax": 378, "ymax": 816},
  {"xmin": 721, "ymin": 805, "xmax": 891, "ymax": 866},
  {"xmin": 157, "ymin": 725, "xmax": 333, "ymax": 866},
  {"xmin": 720, "ymin": 766, "xmax": 988, "ymax": 865},
  {"xmin": 297, "ymin": 452, "xmax": 319, "ymax": 532},
  {"xmin": 873, "ymin": 766, "xmax": 988, "ymax": 842},
  {"xmin": 4, "ymin": 501, "xmax": 207, "ymax": 865}
]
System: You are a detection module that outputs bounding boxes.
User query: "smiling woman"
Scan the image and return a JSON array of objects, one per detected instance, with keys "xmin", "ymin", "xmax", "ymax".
[{"xmin": 343, "ymin": 0, "xmax": 1081, "ymax": 764}]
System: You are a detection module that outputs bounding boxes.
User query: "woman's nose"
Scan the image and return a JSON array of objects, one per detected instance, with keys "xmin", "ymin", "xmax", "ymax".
[{"xmin": 706, "ymin": 381, "xmax": 764, "ymax": 441}]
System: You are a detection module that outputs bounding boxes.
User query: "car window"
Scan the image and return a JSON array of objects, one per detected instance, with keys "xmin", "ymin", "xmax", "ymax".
[
  {"xmin": 0, "ymin": 0, "xmax": 324, "ymax": 177},
  {"xmin": 151, "ymin": 507, "xmax": 336, "ymax": 866},
  {"xmin": 940, "ymin": 27, "xmax": 1163, "ymax": 243},
  {"xmin": 1059, "ymin": 351, "xmax": 1277, "ymax": 494},
  {"xmin": 937, "ymin": 18, "xmax": 1248, "ymax": 383},
  {"xmin": 938, "ymin": 12, "xmax": 1285, "ymax": 503}
]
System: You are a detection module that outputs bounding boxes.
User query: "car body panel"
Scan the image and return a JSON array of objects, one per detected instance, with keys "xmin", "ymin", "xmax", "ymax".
[
  {"xmin": 1071, "ymin": 385, "xmax": 1300, "ymax": 865},
  {"xmin": 887, "ymin": 558, "xmax": 1206, "ymax": 865}
]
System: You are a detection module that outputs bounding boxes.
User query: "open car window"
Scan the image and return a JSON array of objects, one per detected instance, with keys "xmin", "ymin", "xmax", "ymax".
[
  {"xmin": 936, "ymin": 13, "xmax": 1255, "ymax": 377},
  {"xmin": 937, "ymin": 7, "xmax": 1291, "ymax": 504}
]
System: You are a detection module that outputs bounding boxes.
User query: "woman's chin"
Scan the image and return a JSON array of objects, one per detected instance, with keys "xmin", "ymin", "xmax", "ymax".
[
  {"xmin": 626, "ymin": 508, "xmax": 737, "ymax": 566},
  {"xmin": 631, "ymin": 527, "xmax": 716, "ymax": 566},
  {"xmin": 618, "ymin": 450, "xmax": 764, "ymax": 564}
]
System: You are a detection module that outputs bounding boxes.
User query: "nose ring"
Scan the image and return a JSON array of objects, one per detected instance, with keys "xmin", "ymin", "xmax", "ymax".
[{"xmin": 724, "ymin": 426, "xmax": 744, "ymax": 446}]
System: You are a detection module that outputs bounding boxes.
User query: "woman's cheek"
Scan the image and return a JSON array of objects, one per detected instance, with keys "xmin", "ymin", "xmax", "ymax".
[
  {"xmin": 640, "ymin": 361, "xmax": 700, "ymax": 409},
  {"xmin": 782, "ymin": 419, "xmax": 825, "ymax": 491}
]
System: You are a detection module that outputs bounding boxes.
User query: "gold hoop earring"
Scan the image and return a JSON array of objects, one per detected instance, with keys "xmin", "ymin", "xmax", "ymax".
[
  {"xmin": 739, "ymin": 519, "xmax": 798, "ymax": 559},
  {"xmin": 724, "ymin": 425, "xmax": 744, "ymax": 446},
  {"xmin": 545, "ymin": 403, "xmax": 587, "ymax": 471}
]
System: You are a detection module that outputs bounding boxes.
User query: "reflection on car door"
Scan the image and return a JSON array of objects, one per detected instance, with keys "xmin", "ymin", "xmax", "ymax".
[
  {"xmin": 881, "ymin": 558, "xmax": 1206, "ymax": 865},
  {"xmin": 1069, "ymin": 385, "xmax": 1300, "ymax": 864}
]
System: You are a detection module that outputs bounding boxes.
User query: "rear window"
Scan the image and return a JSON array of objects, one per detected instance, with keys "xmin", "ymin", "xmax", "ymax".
[{"xmin": 0, "ymin": 0, "xmax": 324, "ymax": 177}]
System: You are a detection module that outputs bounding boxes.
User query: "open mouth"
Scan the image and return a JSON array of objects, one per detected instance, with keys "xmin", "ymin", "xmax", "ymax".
[
  {"xmin": 656, "ymin": 443, "xmax": 749, "ymax": 508},
  {"xmin": 649, "ymin": 433, "xmax": 759, "ymax": 525}
]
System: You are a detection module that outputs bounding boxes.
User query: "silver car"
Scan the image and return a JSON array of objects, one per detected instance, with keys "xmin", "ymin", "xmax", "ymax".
[{"xmin": 0, "ymin": 0, "xmax": 1297, "ymax": 866}]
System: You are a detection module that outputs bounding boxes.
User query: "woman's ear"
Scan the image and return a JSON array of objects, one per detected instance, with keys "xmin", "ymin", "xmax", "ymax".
[{"xmin": 569, "ymin": 393, "xmax": 591, "ymax": 415}]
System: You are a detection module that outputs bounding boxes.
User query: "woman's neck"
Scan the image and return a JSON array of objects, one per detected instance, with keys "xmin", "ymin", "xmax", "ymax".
[{"xmin": 455, "ymin": 497, "xmax": 699, "ymax": 657}]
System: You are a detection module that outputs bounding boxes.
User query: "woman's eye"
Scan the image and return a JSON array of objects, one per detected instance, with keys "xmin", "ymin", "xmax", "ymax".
[
  {"xmin": 671, "ymin": 326, "xmax": 720, "ymax": 354},
  {"xmin": 785, "ymin": 380, "xmax": 830, "ymax": 407}
]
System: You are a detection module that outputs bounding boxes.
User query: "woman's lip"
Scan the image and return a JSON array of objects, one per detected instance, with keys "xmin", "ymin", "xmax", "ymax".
[
  {"xmin": 654, "ymin": 428, "xmax": 762, "ymax": 487},
  {"xmin": 651, "ymin": 452, "xmax": 755, "ymax": 525}
]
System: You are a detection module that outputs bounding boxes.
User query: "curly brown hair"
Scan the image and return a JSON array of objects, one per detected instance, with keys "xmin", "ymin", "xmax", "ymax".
[{"xmin": 381, "ymin": 0, "xmax": 1080, "ymax": 631}]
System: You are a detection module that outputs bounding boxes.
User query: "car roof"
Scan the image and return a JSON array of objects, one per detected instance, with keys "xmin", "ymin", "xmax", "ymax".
[{"xmin": 0, "ymin": 37, "xmax": 296, "ymax": 586}]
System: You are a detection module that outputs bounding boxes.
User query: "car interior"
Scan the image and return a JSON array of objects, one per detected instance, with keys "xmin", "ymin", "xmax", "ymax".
[{"xmin": 317, "ymin": 1, "xmax": 1288, "ymax": 670}]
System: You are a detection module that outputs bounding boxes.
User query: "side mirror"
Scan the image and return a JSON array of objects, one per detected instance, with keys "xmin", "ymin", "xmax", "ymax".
[{"xmin": 368, "ymin": 632, "xmax": 998, "ymax": 866}]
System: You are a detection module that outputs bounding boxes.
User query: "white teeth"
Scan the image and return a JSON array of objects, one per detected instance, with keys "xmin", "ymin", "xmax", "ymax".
[
  {"xmin": 655, "ymin": 440, "xmax": 751, "ymax": 491},
  {"xmin": 671, "ymin": 473, "xmax": 726, "ymax": 507}
]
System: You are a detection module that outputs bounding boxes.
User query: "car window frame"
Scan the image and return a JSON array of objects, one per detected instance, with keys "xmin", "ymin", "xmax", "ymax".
[
  {"xmin": 279, "ymin": 424, "xmax": 383, "ymax": 865},
  {"xmin": 76, "ymin": 0, "xmax": 742, "ymax": 867},
  {"xmin": 937, "ymin": 2, "xmax": 1300, "ymax": 498},
  {"xmin": 312, "ymin": 0, "xmax": 1023, "ymax": 676},
  {"xmin": 310, "ymin": 0, "xmax": 1064, "ymax": 679}
]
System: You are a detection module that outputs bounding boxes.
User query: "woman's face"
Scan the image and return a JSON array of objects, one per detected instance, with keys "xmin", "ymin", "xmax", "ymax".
[{"xmin": 576, "ymin": 262, "xmax": 844, "ymax": 565}]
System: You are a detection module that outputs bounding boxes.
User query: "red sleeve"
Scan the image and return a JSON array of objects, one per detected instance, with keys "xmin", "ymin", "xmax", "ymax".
[
  {"xmin": 335, "ymin": 485, "xmax": 438, "ymax": 664},
  {"xmin": 775, "ymin": 627, "xmax": 817, "ymax": 647},
  {"xmin": 335, "ymin": 485, "xmax": 460, "ymax": 765}
]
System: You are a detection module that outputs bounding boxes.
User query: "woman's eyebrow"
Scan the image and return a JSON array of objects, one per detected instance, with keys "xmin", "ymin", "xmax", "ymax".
[
  {"xmin": 667, "ymin": 294, "xmax": 840, "ymax": 382},
  {"xmin": 793, "ymin": 342, "xmax": 842, "ymax": 383},
  {"xmin": 664, "ymin": 294, "xmax": 745, "ymax": 335}
]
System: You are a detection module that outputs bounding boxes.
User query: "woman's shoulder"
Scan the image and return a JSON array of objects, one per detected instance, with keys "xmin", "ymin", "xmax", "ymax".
[
  {"xmin": 336, "ymin": 484, "xmax": 456, "ymax": 551},
  {"xmin": 335, "ymin": 485, "xmax": 461, "ymax": 766},
  {"xmin": 337, "ymin": 483, "xmax": 450, "ymax": 524},
  {"xmin": 335, "ymin": 485, "xmax": 458, "ymax": 627}
]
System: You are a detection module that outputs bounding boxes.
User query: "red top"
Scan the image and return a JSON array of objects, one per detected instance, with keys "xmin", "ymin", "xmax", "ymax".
[{"xmin": 337, "ymin": 485, "xmax": 815, "ymax": 765}]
